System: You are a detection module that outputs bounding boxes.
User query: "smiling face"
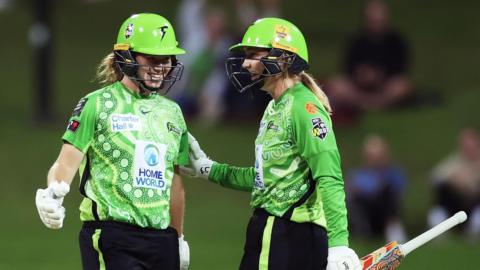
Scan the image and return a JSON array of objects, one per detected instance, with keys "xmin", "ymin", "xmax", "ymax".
[{"xmin": 134, "ymin": 53, "xmax": 173, "ymax": 89}]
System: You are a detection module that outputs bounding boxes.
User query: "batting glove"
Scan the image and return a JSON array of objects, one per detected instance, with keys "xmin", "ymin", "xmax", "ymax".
[
  {"xmin": 179, "ymin": 234, "xmax": 190, "ymax": 270},
  {"xmin": 180, "ymin": 132, "xmax": 214, "ymax": 179},
  {"xmin": 35, "ymin": 181, "xmax": 70, "ymax": 229},
  {"xmin": 327, "ymin": 246, "xmax": 362, "ymax": 270}
]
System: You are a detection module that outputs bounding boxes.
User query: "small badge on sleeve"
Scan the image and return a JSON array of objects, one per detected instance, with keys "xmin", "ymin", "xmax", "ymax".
[
  {"xmin": 72, "ymin": 98, "xmax": 88, "ymax": 116},
  {"xmin": 67, "ymin": 120, "xmax": 80, "ymax": 132},
  {"xmin": 305, "ymin": 103, "xmax": 318, "ymax": 114},
  {"xmin": 311, "ymin": 117, "xmax": 328, "ymax": 139}
]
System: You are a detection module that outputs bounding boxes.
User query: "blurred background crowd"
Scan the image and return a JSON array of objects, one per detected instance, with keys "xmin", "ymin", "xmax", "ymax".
[{"xmin": 1, "ymin": 0, "xmax": 479, "ymax": 269}]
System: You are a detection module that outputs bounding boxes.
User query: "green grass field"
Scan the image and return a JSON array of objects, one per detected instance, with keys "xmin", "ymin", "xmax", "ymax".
[{"xmin": 1, "ymin": 0, "xmax": 479, "ymax": 269}]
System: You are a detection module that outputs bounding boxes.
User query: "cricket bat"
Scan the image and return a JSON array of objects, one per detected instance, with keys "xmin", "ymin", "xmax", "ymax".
[{"xmin": 360, "ymin": 211, "xmax": 468, "ymax": 270}]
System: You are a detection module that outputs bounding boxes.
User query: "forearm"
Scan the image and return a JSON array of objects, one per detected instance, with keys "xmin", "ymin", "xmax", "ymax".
[
  {"xmin": 318, "ymin": 175, "xmax": 349, "ymax": 247},
  {"xmin": 170, "ymin": 171, "xmax": 185, "ymax": 235},
  {"xmin": 47, "ymin": 143, "xmax": 84, "ymax": 186},
  {"xmin": 209, "ymin": 163, "xmax": 255, "ymax": 191}
]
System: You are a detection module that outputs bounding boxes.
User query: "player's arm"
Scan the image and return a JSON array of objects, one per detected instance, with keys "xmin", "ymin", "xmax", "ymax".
[
  {"xmin": 170, "ymin": 167, "xmax": 185, "ymax": 235},
  {"xmin": 293, "ymin": 99, "xmax": 360, "ymax": 270},
  {"xmin": 36, "ymin": 95, "xmax": 95, "ymax": 229},
  {"xmin": 47, "ymin": 143, "xmax": 85, "ymax": 186},
  {"xmin": 172, "ymin": 134, "xmax": 190, "ymax": 270},
  {"xmin": 180, "ymin": 133, "xmax": 254, "ymax": 191}
]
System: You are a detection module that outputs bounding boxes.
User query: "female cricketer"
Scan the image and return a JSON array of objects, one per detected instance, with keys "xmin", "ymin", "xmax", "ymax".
[
  {"xmin": 183, "ymin": 18, "xmax": 362, "ymax": 270},
  {"xmin": 35, "ymin": 13, "xmax": 190, "ymax": 270}
]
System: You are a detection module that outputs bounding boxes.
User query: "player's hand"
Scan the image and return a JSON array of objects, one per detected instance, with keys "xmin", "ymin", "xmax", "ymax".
[
  {"xmin": 327, "ymin": 246, "xmax": 362, "ymax": 270},
  {"xmin": 35, "ymin": 181, "xmax": 70, "ymax": 229},
  {"xmin": 178, "ymin": 234, "xmax": 190, "ymax": 270},
  {"xmin": 180, "ymin": 132, "xmax": 214, "ymax": 179}
]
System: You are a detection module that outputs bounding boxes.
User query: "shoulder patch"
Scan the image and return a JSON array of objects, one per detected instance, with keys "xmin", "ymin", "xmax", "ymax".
[
  {"xmin": 67, "ymin": 120, "xmax": 80, "ymax": 132},
  {"xmin": 311, "ymin": 117, "xmax": 328, "ymax": 139},
  {"xmin": 305, "ymin": 103, "xmax": 318, "ymax": 114},
  {"xmin": 72, "ymin": 98, "xmax": 88, "ymax": 117}
]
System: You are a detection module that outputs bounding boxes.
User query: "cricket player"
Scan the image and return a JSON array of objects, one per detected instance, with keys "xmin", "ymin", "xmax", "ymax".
[
  {"xmin": 182, "ymin": 18, "xmax": 361, "ymax": 270},
  {"xmin": 35, "ymin": 13, "xmax": 190, "ymax": 270}
]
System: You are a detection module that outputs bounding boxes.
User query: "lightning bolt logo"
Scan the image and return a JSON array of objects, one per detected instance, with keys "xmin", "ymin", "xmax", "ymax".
[{"xmin": 158, "ymin": 26, "xmax": 169, "ymax": 41}]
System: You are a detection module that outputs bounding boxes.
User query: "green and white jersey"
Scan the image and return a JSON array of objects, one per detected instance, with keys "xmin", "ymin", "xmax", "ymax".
[
  {"xmin": 62, "ymin": 81, "xmax": 188, "ymax": 229},
  {"xmin": 210, "ymin": 82, "xmax": 349, "ymax": 246}
]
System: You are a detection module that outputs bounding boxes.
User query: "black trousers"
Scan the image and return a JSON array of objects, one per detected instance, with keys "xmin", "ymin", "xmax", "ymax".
[
  {"xmin": 239, "ymin": 209, "xmax": 328, "ymax": 270},
  {"xmin": 79, "ymin": 221, "xmax": 180, "ymax": 270}
]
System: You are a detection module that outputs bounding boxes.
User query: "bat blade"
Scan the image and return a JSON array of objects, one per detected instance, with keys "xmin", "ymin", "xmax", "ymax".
[
  {"xmin": 360, "ymin": 211, "xmax": 468, "ymax": 270},
  {"xmin": 361, "ymin": 241, "xmax": 399, "ymax": 270}
]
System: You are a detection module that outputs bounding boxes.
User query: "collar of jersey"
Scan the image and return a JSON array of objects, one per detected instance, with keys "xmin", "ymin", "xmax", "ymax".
[{"xmin": 116, "ymin": 81, "xmax": 156, "ymax": 100}]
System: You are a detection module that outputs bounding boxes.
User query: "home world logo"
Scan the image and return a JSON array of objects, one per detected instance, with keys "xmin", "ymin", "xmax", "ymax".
[{"xmin": 133, "ymin": 140, "xmax": 167, "ymax": 190}]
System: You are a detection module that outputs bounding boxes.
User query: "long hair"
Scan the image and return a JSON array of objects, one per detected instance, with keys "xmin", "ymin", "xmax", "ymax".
[
  {"xmin": 298, "ymin": 71, "xmax": 332, "ymax": 114},
  {"xmin": 96, "ymin": 53, "xmax": 123, "ymax": 85}
]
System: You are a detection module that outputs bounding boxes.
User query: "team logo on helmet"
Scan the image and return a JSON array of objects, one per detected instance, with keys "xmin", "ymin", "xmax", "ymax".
[
  {"xmin": 157, "ymin": 25, "xmax": 169, "ymax": 41},
  {"xmin": 125, "ymin": 23, "xmax": 134, "ymax": 39},
  {"xmin": 144, "ymin": 144, "xmax": 160, "ymax": 166}
]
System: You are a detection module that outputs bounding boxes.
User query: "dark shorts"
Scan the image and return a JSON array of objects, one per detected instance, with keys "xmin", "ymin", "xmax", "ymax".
[
  {"xmin": 239, "ymin": 208, "xmax": 328, "ymax": 270},
  {"xmin": 79, "ymin": 221, "xmax": 179, "ymax": 270}
]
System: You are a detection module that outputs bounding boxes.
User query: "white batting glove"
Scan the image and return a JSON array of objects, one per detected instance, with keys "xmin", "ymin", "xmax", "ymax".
[
  {"xmin": 327, "ymin": 246, "xmax": 362, "ymax": 270},
  {"xmin": 179, "ymin": 234, "xmax": 190, "ymax": 270},
  {"xmin": 179, "ymin": 132, "xmax": 214, "ymax": 179},
  {"xmin": 35, "ymin": 181, "xmax": 70, "ymax": 229}
]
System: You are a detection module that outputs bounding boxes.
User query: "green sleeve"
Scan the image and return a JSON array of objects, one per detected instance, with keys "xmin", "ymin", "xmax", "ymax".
[
  {"xmin": 62, "ymin": 96, "xmax": 96, "ymax": 153},
  {"xmin": 176, "ymin": 131, "xmax": 189, "ymax": 166},
  {"xmin": 293, "ymin": 98, "xmax": 349, "ymax": 247},
  {"xmin": 208, "ymin": 162, "xmax": 255, "ymax": 192},
  {"xmin": 307, "ymin": 153, "xmax": 349, "ymax": 247}
]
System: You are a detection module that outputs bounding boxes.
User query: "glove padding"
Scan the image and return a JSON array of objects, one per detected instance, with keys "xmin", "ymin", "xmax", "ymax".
[
  {"xmin": 35, "ymin": 181, "xmax": 70, "ymax": 229},
  {"xmin": 179, "ymin": 132, "xmax": 213, "ymax": 179},
  {"xmin": 178, "ymin": 234, "xmax": 190, "ymax": 270},
  {"xmin": 327, "ymin": 246, "xmax": 362, "ymax": 270}
]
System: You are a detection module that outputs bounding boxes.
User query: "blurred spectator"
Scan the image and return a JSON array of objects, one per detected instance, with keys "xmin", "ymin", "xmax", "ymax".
[
  {"xmin": 428, "ymin": 128, "xmax": 480, "ymax": 237},
  {"xmin": 327, "ymin": 0, "xmax": 411, "ymax": 124},
  {"xmin": 172, "ymin": 0, "xmax": 232, "ymax": 123},
  {"xmin": 347, "ymin": 134, "xmax": 407, "ymax": 242},
  {"xmin": 0, "ymin": 0, "xmax": 13, "ymax": 12},
  {"xmin": 223, "ymin": 0, "xmax": 280, "ymax": 122}
]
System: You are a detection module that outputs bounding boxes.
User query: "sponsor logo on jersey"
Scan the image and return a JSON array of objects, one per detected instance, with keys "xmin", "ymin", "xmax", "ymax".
[
  {"xmin": 133, "ymin": 140, "xmax": 167, "ymax": 190},
  {"xmin": 311, "ymin": 117, "xmax": 328, "ymax": 139},
  {"xmin": 254, "ymin": 145, "xmax": 265, "ymax": 190},
  {"xmin": 72, "ymin": 98, "xmax": 88, "ymax": 116},
  {"xmin": 305, "ymin": 103, "xmax": 318, "ymax": 114},
  {"xmin": 110, "ymin": 114, "xmax": 141, "ymax": 132},
  {"xmin": 166, "ymin": 122, "xmax": 181, "ymax": 135},
  {"xmin": 67, "ymin": 120, "xmax": 80, "ymax": 132},
  {"xmin": 266, "ymin": 121, "xmax": 279, "ymax": 132}
]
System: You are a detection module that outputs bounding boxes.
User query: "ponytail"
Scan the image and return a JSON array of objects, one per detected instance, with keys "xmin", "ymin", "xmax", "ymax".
[
  {"xmin": 96, "ymin": 53, "xmax": 123, "ymax": 85},
  {"xmin": 299, "ymin": 72, "xmax": 332, "ymax": 114}
]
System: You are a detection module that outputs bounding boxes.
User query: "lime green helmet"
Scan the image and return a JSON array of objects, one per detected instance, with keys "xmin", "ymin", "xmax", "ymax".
[
  {"xmin": 113, "ymin": 13, "xmax": 185, "ymax": 93},
  {"xmin": 230, "ymin": 17, "xmax": 308, "ymax": 63},
  {"xmin": 226, "ymin": 17, "xmax": 309, "ymax": 93}
]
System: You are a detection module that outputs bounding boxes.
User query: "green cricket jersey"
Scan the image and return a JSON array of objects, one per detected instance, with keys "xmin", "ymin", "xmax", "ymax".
[
  {"xmin": 209, "ymin": 83, "xmax": 349, "ymax": 246},
  {"xmin": 62, "ymin": 81, "xmax": 189, "ymax": 229}
]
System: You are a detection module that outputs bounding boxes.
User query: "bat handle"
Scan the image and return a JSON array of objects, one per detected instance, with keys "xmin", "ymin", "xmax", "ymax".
[{"xmin": 400, "ymin": 211, "xmax": 467, "ymax": 256}]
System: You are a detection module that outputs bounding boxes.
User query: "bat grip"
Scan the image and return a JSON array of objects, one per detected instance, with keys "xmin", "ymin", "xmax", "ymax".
[{"xmin": 400, "ymin": 211, "xmax": 467, "ymax": 256}]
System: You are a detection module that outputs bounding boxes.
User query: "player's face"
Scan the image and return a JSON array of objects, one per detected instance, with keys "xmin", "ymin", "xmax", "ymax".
[
  {"xmin": 135, "ymin": 54, "xmax": 173, "ymax": 88},
  {"xmin": 242, "ymin": 48, "xmax": 269, "ymax": 80}
]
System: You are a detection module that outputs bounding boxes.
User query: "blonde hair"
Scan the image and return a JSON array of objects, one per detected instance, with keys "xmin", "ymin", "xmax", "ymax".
[
  {"xmin": 299, "ymin": 72, "xmax": 332, "ymax": 114},
  {"xmin": 96, "ymin": 53, "xmax": 123, "ymax": 85}
]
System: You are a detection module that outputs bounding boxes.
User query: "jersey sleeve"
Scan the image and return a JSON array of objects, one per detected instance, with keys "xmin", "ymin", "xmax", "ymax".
[
  {"xmin": 176, "ymin": 130, "xmax": 189, "ymax": 166},
  {"xmin": 62, "ymin": 96, "xmax": 96, "ymax": 153},
  {"xmin": 292, "ymin": 98, "xmax": 349, "ymax": 247},
  {"xmin": 208, "ymin": 162, "xmax": 255, "ymax": 192}
]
